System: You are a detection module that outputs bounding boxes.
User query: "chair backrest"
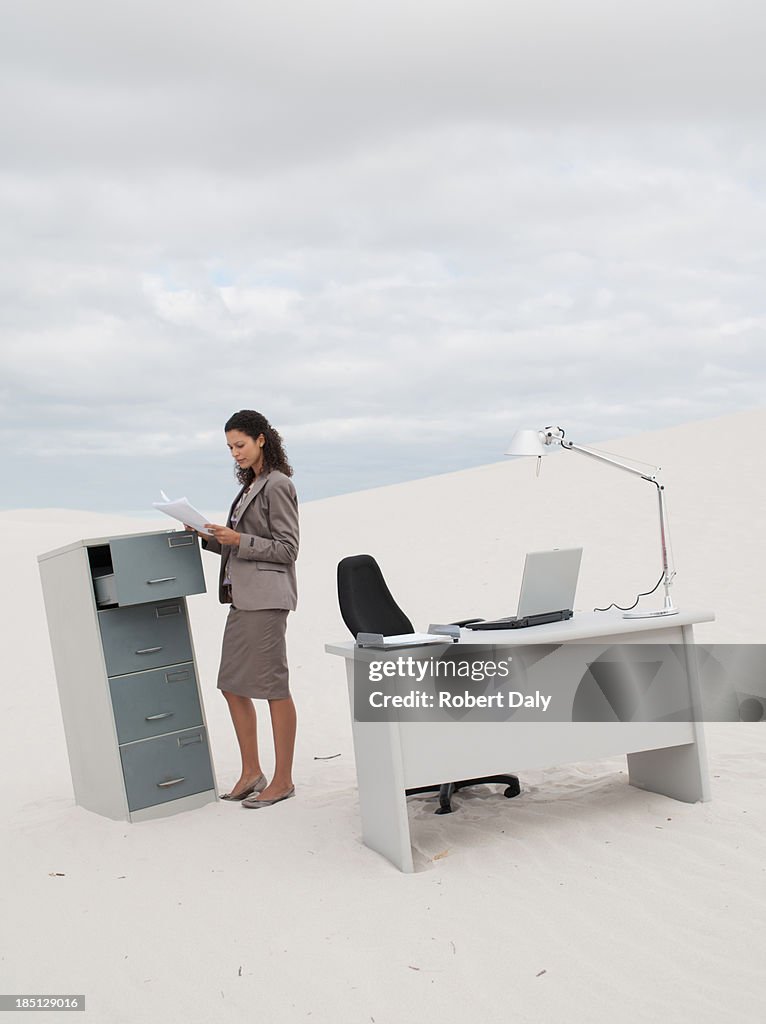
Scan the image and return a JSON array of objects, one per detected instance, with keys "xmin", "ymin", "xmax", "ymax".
[{"xmin": 337, "ymin": 554, "xmax": 414, "ymax": 638}]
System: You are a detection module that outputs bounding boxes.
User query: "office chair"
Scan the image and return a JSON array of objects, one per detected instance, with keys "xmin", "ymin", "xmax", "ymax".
[{"xmin": 337, "ymin": 554, "xmax": 521, "ymax": 814}]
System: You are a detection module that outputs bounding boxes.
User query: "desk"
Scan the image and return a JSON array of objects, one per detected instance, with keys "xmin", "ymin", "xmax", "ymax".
[{"xmin": 325, "ymin": 608, "xmax": 713, "ymax": 872}]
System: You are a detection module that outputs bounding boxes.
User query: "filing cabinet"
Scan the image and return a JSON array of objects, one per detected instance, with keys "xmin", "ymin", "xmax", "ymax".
[{"xmin": 38, "ymin": 530, "xmax": 218, "ymax": 821}]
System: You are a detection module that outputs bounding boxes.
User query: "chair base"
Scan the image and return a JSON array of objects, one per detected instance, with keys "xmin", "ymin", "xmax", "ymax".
[{"xmin": 406, "ymin": 774, "xmax": 521, "ymax": 814}]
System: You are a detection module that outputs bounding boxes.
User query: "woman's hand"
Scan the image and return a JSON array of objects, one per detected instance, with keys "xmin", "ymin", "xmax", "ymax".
[
  {"xmin": 205, "ymin": 524, "xmax": 241, "ymax": 546},
  {"xmin": 182, "ymin": 524, "xmax": 212, "ymax": 543}
]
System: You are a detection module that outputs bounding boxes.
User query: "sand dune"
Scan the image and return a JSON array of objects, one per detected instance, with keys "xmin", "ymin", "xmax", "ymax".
[{"xmin": 2, "ymin": 408, "xmax": 764, "ymax": 1023}]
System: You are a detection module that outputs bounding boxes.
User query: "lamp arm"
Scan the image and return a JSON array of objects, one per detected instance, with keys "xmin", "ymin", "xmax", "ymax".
[
  {"xmin": 653, "ymin": 475, "xmax": 676, "ymax": 589},
  {"xmin": 561, "ymin": 438, "xmax": 676, "ymax": 609},
  {"xmin": 562, "ymin": 440, "xmax": 657, "ymax": 482}
]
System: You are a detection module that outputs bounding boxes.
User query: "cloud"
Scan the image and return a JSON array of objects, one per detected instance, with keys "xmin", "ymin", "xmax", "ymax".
[{"xmin": 0, "ymin": 1, "xmax": 765, "ymax": 508}]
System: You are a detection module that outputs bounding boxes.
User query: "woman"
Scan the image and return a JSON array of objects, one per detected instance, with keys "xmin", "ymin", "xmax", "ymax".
[{"xmin": 197, "ymin": 409, "xmax": 299, "ymax": 808}]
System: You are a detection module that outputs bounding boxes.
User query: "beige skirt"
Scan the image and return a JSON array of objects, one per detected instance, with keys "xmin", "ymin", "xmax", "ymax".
[{"xmin": 217, "ymin": 607, "xmax": 290, "ymax": 700}]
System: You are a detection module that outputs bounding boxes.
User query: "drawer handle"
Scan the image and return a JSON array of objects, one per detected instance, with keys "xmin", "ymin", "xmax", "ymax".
[
  {"xmin": 169, "ymin": 534, "xmax": 194, "ymax": 548},
  {"xmin": 155, "ymin": 604, "xmax": 181, "ymax": 618},
  {"xmin": 157, "ymin": 777, "xmax": 186, "ymax": 788},
  {"xmin": 145, "ymin": 712, "xmax": 174, "ymax": 721},
  {"xmin": 178, "ymin": 733, "xmax": 203, "ymax": 748},
  {"xmin": 166, "ymin": 670, "xmax": 191, "ymax": 684},
  {"xmin": 147, "ymin": 576, "xmax": 177, "ymax": 584},
  {"xmin": 136, "ymin": 646, "xmax": 163, "ymax": 655}
]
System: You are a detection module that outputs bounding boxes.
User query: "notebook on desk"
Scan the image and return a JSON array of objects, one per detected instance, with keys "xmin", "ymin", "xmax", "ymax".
[{"xmin": 468, "ymin": 547, "xmax": 583, "ymax": 630}]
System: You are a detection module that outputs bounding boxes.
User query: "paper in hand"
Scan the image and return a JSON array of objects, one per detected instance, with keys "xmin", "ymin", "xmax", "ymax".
[{"xmin": 152, "ymin": 492, "xmax": 214, "ymax": 535}]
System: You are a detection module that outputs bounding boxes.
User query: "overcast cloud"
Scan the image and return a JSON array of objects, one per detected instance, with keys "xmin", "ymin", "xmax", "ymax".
[{"xmin": 1, "ymin": 0, "xmax": 765, "ymax": 511}]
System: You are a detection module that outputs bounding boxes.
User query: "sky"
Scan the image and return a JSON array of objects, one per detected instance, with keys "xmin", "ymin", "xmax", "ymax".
[{"xmin": 2, "ymin": 0, "xmax": 765, "ymax": 511}]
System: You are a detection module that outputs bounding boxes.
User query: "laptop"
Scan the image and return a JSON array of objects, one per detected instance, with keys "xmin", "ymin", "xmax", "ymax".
[{"xmin": 467, "ymin": 547, "xmax": 583, "ymax": 630}]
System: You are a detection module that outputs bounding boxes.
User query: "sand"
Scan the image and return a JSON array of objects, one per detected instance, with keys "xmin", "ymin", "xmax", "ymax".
[{"xmin": 2, "ymin": 408, "xmax": 764, "ymax": 1023}]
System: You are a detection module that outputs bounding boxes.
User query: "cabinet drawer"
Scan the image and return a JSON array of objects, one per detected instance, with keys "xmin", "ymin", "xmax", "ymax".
[
  {"xmin": 120, "ymin": 727, "xmax": 215, "ymax": 811},
  {"xmin": 109, "ymin": 663, "xmax": 203, "ymax": 744},
  {"xmin": 99, "ymin": 601, "xmax": 193, "ymax": 677},
  {"xmin": 108, "ymin": 532, "xmax": 205, "ymax": 606}
]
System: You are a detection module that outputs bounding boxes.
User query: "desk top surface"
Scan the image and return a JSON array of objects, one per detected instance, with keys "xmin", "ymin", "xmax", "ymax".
[{"xmin": 325, "ymin": 607, "xmax": 715, "ymax": 658}]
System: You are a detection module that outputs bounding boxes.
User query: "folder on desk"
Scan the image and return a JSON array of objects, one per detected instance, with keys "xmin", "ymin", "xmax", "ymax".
[{"xmin": 356, "ymin": 631, "xmax": 455, "ymax": 649}]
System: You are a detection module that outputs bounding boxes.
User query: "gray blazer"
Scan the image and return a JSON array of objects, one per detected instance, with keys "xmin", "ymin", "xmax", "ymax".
[{"xmin": 202, "ymin": 470, "xmax": 299, "ymax": 611}]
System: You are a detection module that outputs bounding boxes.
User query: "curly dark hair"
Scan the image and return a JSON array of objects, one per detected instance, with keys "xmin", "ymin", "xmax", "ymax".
[{"xmin": 224, "ymin": 410, "xmax": 294, "ymax": 485}]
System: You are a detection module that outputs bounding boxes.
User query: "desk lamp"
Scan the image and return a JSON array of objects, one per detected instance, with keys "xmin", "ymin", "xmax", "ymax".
[{"xmin": 505, "ymin": 426, "xmax": 678, "ymax": 618}]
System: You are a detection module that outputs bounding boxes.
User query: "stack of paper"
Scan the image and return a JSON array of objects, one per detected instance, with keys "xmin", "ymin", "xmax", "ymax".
[{"xmin": 152, "ymin": 491, "xmax": 214, "ymax": 535}]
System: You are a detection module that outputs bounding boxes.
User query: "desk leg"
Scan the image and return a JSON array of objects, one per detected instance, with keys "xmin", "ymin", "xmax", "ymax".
[
  {"xmin": 627, "ymin": 625, "xmax": 712, "ymax": 803},
  {"xmin": 345, "ymin": 662, "xmax": 414, "ymax": 873}
]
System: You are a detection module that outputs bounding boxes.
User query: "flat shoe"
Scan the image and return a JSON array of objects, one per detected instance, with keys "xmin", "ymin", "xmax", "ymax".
[
  {"xmin": 241, "ymin": 786, "xmax": 295, "ymax": 809},
  {"xmin": 220, "ymin": 773, "xmax": 267, "ymax": 801}
]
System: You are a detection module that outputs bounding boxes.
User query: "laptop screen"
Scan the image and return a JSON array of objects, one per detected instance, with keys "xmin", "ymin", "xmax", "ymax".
[{"xmin": 517, "ymin": 548, "xmax": 582, "ymax": 618}]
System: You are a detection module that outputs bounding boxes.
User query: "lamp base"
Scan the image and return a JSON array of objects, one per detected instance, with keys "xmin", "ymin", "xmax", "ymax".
[
  {"xmin": 622, "ymin": 607, "xmax": 679, "ymax": 619},
  {"xmin": 622, "ymin": 590, "xmax": 678, "ymax": 619},
  {"xmin": 622, "ymin": 593, "xmax": 675, "ymax": 614}
]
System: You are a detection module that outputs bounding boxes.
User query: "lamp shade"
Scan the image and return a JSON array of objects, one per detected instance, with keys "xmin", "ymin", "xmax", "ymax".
[{"xmin": 505, "ymin": 429, "xmax": 547, "ymax": 457}]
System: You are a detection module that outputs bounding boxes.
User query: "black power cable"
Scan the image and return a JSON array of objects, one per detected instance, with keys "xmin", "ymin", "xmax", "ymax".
[{"xmin": 594, "ymin": 571, "xmax": 665, "ymax": 613}]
